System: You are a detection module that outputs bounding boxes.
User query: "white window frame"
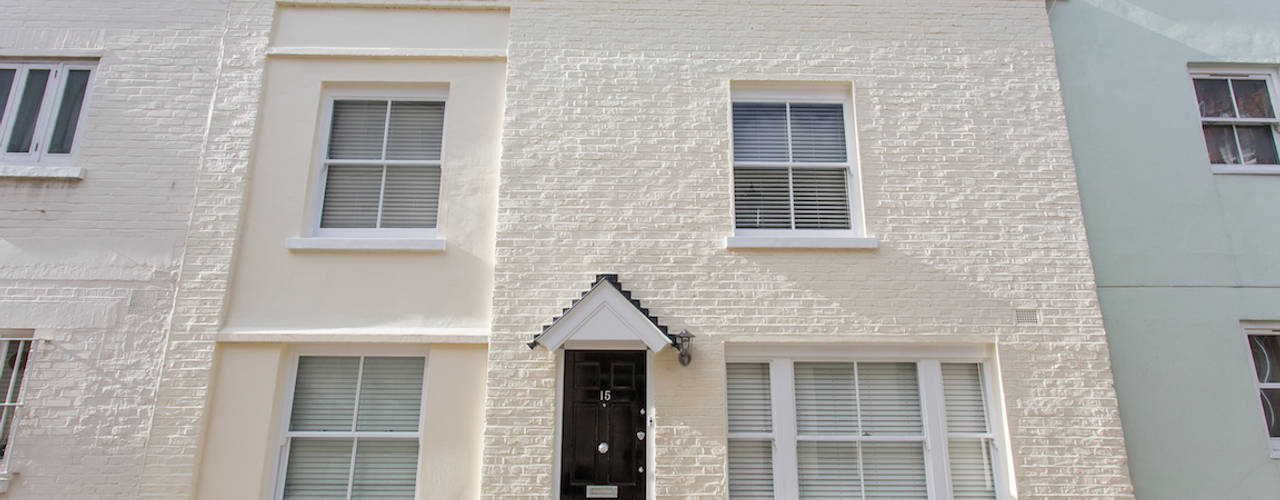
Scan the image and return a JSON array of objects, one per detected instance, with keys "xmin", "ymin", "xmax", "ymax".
[
  {"xmin": 727, "ymin": 83, "xmax": 871, "ymax": 248},
  {"xmin": 270, "ymin": 344, "xmax": 430, "ymax": 500},
  {"xmin": 1241, "ymin": 322, "xmax": 1280, "ymax": 458},
  {"xmin": 0, "ymin": 61, "xmax": 95, "ymax": 167},
  {"xmin": 1189, "ymin": 68, "xmax": 1280, "ymax": 175},
  {"xmin": 726, "ymin": 343, "xmax": 1012, "ymax": 500},
  {"xmin": 306, "ymin": 86, "xmax": 449, "ymax": 240}
]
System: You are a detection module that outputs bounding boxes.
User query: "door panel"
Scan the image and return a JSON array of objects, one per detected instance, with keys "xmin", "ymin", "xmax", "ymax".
[{"xmin": 561, "ymin": 350, "xmax": 646, "ymax": 500}]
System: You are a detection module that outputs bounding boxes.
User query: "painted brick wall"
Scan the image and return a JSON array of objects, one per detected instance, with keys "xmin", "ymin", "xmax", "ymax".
[
  {"xmin": 483, "ymin": 1, "xmax": 1134, "ymax": 499},
  {"xmin": 0, "ymin": 0, "xmax": 228, "ymax": 498}
]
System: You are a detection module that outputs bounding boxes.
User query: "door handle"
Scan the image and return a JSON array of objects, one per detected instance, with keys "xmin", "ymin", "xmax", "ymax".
[
  {"xmin": 636, "ymin": 431, "xmax": 645, "ymax": 441},
  {"xmin": 598, "ymin": 442, "xmax": 609, "ymax": 454}
]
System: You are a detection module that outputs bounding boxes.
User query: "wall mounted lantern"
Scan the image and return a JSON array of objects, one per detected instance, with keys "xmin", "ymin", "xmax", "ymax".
[{"xmin": 675, "ymin": 330, "xmax": 695, "ymax": 366}]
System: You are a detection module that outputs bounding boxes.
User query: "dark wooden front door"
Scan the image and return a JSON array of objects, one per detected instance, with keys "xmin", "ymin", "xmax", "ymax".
[{"xmin": 561, "ymin": 350, "xmax": 647, "ymax": 500}]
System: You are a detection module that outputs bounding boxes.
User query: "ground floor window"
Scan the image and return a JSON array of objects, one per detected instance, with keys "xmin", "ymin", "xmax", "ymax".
[
  {"xmin": 0, "ymin": 336, "xmax": 33, "ymax": 469},
  {"xmin": 278, "ymin": 354, "xmax": 426, "ymax": 500},
  {"xmin": 727, "ymin": 355, "xmax": 1002, "ymax": 500}
]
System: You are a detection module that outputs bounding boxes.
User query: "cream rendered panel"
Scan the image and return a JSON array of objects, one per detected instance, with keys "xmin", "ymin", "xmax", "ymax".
[
  {"xmin": 418, "ymin": 344, "xmax": 488, "ymax": 500},
  {"xmin": 195, "ymin": 343, "xmax": 288, "ymax": 500},
  {"xmin": 271, "ymin": 7, "xmax": 508, "ymax": 51},
  {"xmin": 222, "ymin": 56, "xmax": 505, "ymax": 332},
  {"xmin": 195, "ymin": 344, "xmax": 488, "ymax": 499}
]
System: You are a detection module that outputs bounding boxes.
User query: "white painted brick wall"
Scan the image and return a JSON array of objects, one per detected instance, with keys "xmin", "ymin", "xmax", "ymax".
[
  {"xmin": 0, "ymin": 0, "xmax": 228, "ymax": 498},
  {"xmin": 482, "ymin": 1, "xmax": 1135, "ymax": 499},
  {"xmin": 97, "ymin": 0, "xmax": 1135, "ymax": 499}
]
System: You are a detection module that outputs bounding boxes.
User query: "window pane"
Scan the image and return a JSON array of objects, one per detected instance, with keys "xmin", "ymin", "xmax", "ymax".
[
  {"xmin": 727, "ymin": 440, "xmax": 774, "ymax": 499},
  {"xmin": 1236, "ymin": 125, "xmax": 1279, "ymax": 165},
  {"xmin": 0, "ymin": 69, "xmax": 14, "ymax": 124},
  {"xmin": 1249, "ymin": 335, "xmax": 1280, "ymax": 384},
  {"xmin": 733, "ymin": 102, "xmax": 789, "ymax": 162},
  {"xmin": 283, "ymin": 438, "xmax": 353, "ymax": 500},
  {"xmin": 329, "ymin": 100, "xmax": 388, "ymax": 160},
  {"xmin": 789, "ymin": 103, "xmax": 847, "ymax": 163},
  {"xmin": 1263, "ymin": 389, "xmax": 1280, "ymax": 439},
  {"xmin": 942, "ymin": 363, "xmax": 989, "ymax": 433},
  {"xmin": 733, "ymin": 166, "xmax": 791, "ymax": 229},
  {"xmin": 797, "ymin": 441, "xmax": 861, "ymax": 499},
  {"xmin": 791, "ymin": 168, "xmax": 850, "ymax": 229},
  {"xmin": 1232, "ymin": 79, "xmax": 1275, "ymax": 119},
  {"xmin": 1202, "ymin": 125, "xmax": 1240, "ymax": 164},
  {"xmin": 47, "ymin": 69, "xmax": 90, "ymax": 154},
  {"xmin": 0, "ymin": 340, "xmax": 31, "ymax": 460},
  {"xmin": 858, "ymin": 362, "xmax": 922, "ymax": 435},
  {"xmin": 726, "ymin": 363, "xmax": 772, "ymax": 433},
  {"xmin": 949, "ymin": 439, "xmax": 997, "ymax": 500},
  {"xmin": 385, "ymin": 101, "xmax": 444, "ymax": 161},
  {"xmin": 861, "ymin": 441, "xmax": 927, "ymax": 499},
  {"xmin": 794, "ymin": 362, "xmax": 857, "ymax": 436},
  {"xmin": 379, "ymin": 165, "xmax": 440, "ymax": 229},
  {"xmin": 7, "ymin": 69, "xmax": 50, "ymax": 153},
  {"xmin": 1194, "ymin": 79, "xmax": 1235, "ymax": 118},
  {"xmin": 290, "ymin": 356, "xmax": 359, "ymax": 431},
  {"xmin": 320, "ymin": 165, "xmax": 383, "ymax": 229},
  {"xmin": 351, "ymin": 438, "xmax": 419, "ymax": 500},
  {"xmin": 355, "ymin": 357, "xmax": 425, "ymax": 432}
]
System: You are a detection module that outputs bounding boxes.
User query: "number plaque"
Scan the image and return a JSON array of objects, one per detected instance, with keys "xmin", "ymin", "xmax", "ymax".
[{"xmin": 585, "ymin": 485, "xmax": 619, "ymax": 498}]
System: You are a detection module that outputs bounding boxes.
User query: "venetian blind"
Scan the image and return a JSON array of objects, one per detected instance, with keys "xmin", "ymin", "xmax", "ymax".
[
  {"xmin": 355, "ymin": 357, "xmax": 425, "ymax": 432},
  {"xmin": 321, "ymin": 99, "xmax": 444, "ymax": 230},
  {"xmin": 731, "ymin": 101, "xmax": 851, "ymax": 230},
  {"xmin": 943, "ymin": 363, "xmax": 997, "ymax": 500},
  {"xmin": 727, "ymin": 363, "xmax": 774, "ymax": 500},
  {"xmin": 727, "ymin": 363, "xmax": 772, "ymax": 433},
  {"xmin": 284, "ymin": 356, "xmax": 423, "ymax": 500},
  {"xmin": 728, "ymin": 440, "xmax": 775, "ymax": 499}
]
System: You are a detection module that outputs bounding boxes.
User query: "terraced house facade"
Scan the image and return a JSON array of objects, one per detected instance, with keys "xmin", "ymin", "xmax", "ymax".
[{"xmin": 2, "ymin": 0, "xmax": 1134, "ymax": 499}]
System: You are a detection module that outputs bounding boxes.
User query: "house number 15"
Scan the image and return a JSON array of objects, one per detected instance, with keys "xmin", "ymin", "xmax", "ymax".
[{"xmin": 599, "ymin": 390, "xmax": 612, "ymax": 401}]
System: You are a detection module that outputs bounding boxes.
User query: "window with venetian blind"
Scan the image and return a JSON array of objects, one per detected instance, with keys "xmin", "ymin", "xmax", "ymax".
[
  {"xmin": 278, "ymin": 355, "xmax": 425, "ymax": 500},
  {"xmin": 316, "ymin": 97, "xmax": 444, "ymax": 236},
  {"xmin": 0, "ymin": 62, "xmax": 93, "ymax": 166},
  {"xmin": 731, "ymin": 96, "xmax": 857, "ymax": 234},
  {"xmin": 727, "ymin": 359, "xmax": 1002, "ymax": 500}
]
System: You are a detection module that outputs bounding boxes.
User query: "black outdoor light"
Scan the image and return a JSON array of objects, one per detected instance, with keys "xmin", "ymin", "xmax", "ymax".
[{"xmin": 675, "ymin": 330, "xmax": 695, "ymax": 366}]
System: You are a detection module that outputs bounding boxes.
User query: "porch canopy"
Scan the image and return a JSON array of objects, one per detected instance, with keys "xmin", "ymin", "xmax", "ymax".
[{"xmin": 528, "ymin": 274, "xmax": 675, "ymax": 352}]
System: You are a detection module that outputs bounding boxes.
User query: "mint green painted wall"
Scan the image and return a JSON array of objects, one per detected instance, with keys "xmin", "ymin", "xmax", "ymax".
[{"xmin": 1049, "ymin": 0, "xmax": 1280, "ymax": 497}]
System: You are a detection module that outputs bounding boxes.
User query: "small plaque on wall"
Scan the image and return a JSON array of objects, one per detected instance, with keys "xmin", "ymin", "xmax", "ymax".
[{"xmin": 585, "ymin": 485, "xmax": 619, "ymax": 498}]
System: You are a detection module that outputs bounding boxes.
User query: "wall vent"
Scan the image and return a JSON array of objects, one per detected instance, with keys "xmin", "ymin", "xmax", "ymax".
[{"xmin": 1014, "ymin": 309, "xmax": 1040, "ymax": 325}]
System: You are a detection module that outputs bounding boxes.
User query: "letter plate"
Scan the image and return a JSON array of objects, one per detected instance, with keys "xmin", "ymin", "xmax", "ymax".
[{"xmin": 585, "ymin": 485, "xmax": 619, "ymax": 498}]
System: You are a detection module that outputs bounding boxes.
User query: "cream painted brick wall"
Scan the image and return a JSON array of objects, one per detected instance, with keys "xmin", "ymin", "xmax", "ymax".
[
  {"xmin": 483, "ymin": 1, "xmax": 1134, "ymax": 499},
  {"xmin": 0, "ymin": 0, "xmax": 228, "ymax": 498}
]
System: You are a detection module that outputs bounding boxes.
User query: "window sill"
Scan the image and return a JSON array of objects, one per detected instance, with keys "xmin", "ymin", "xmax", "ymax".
[
  {"xmin": 1211, "ymin": 165, "xmax": 1280, "ymax": 175},
  {"xmin": 725, "ymin": 236, "xmax": 879, "ymax": 249},
  {"xmin": 285, "ymin": 237, "xmax": 445, "ymax": 253},
  {"xmin": 0, "ymin": 165, "xmax": 85, "ymax": 180}
]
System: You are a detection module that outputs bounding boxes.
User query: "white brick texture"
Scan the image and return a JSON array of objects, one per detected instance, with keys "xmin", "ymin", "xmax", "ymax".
[
  {"xmin": 0, "ymin": 0, "xmax": 228, "ymax": 498},
  {"xmin": 482, "ymin": 1, "xmax": 1135, "ymax": 499}
]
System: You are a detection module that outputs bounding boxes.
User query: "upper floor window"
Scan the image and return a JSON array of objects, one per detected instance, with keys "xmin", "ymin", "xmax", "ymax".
[
  {"xmin": 727, "ymin": 356, "xmax": 1004, "ymax": 499},
  {"xmin": 1192, "ymin": 69, "xmax": 1280, "ymax": 173},
  {"xmin": 0, "ymin": 62, "xmax": 93, "ymax": 166},
  {"xmin": 730, "ymin": 84, "xmax": 866, "ymax": 243},
  {"xmin": 314, "ymin": 93, "xmax": 444, "ymax": 238}
]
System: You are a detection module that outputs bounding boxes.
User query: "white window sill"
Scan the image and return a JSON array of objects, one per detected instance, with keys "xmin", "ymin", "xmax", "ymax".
[
  {"xmin": 0, "ymin": 165, "xmax": 85, "ymax": 180},
  {"xmin": 1211, "ymin": 165, "xmax": 1280, "ymax": 175},
  {"xmin": 726, "ymin": 236, "xmax": 879, "ymax": 249},
  {"xmin": 285, "ymin": 237, "xmax": 445, "ymax": 252}
]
